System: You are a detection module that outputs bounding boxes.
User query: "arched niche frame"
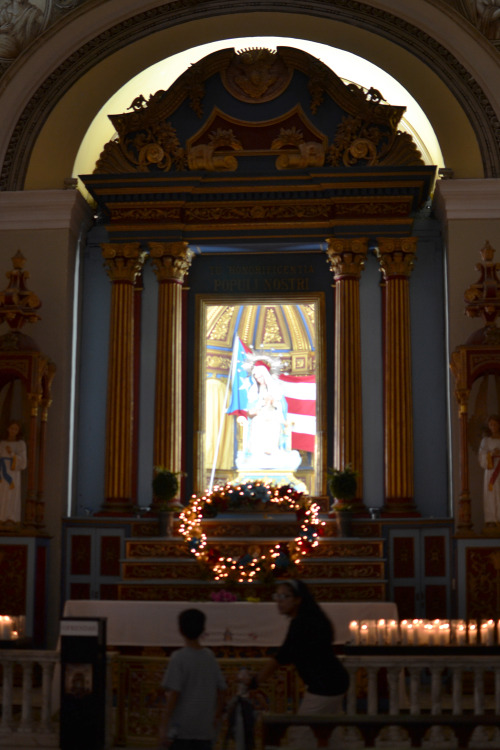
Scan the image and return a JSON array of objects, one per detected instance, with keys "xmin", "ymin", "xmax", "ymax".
[{"xmin": 0, "ymin": 331, "xmax": 55, "ymax": 529}]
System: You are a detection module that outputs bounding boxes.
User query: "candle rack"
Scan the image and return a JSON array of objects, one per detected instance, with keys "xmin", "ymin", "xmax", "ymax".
[{"xmin": 347, "ymin": 618, "xmax": 499, "ymax": 647}]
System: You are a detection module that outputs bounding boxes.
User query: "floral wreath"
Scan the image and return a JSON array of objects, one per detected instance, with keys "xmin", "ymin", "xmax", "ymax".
[{"xmin": 178, "ymin": 481, "xmax": 324, "ymax": 583}]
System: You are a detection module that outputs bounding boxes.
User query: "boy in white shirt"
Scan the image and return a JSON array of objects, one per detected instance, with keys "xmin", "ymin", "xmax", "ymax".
[{"xmin": 158, "ymin": 608, "xmax": 227, "ymax": 749}]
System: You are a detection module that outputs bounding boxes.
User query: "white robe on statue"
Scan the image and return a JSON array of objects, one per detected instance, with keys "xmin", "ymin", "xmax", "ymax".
[
  {"xmin": 478, "ymin": 436, "xmax": 500, "ymax": 524},
  {"xmin": 0, "ymin": 438, "xmax": 27, "ymax": 522}
]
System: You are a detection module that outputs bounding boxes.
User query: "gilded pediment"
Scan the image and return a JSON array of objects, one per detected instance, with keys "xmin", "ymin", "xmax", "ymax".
[{"xmin": 94, "ymin": 46, "xmax": 423, "ymax": 175}]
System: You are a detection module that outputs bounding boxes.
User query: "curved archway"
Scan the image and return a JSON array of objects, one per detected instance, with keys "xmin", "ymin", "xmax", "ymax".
[{"xmin": 1, "ymin": 0, "xmax": 497, "ymax": 189}]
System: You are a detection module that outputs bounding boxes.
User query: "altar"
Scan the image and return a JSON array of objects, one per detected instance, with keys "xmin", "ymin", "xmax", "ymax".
[{"xmin": 62, "ymin": 599, "xmax": 398, "ymax": 647}]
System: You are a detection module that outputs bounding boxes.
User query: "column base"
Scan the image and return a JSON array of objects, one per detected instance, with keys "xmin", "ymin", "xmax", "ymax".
[
  {"xmin": 381, "ymin": 499, "xmax": 421, "ymax": 517},
  {"xmin": 96, "ymin": 498, "xmax": 135, "ymax": 517}
]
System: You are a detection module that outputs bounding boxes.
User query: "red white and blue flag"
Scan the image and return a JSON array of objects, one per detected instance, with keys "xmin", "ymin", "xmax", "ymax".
[
  {"xmin": 279, "ymin": 373, "xmax": 316, "ymax": 453},
  {"xmin": 226, "ymin": 337, "xmax": 252, "ymax": 417},
  {"xmin": 226, "ymin": 337, "xmax": 316, "ymax": 453}
]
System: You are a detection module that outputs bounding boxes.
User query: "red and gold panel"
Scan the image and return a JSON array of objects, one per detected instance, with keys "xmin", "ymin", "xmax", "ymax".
[
  {"xmin": 466, "ymin": 547, "xmax": 500, "ymax": 619},
  {"xmin": 100, "ymin": 534, "xmax": 121, "ymax": 577},
  {"xmin": 0, "ymin": 544, "xmax": 27, "ymax": 615},
  {"xmin": 70, "ymin": 534, "xmax": 92, "ymax": 576},
  {"xmin": 393, "ymin": 536, "xmax": 415, "ymax": 578},
  {"xmin": 424, "ymin": 535, "xmax": 446, "ymax": 577}
]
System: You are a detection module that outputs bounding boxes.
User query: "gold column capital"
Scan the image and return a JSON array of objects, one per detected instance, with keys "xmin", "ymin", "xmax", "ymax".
[
  {"xmin": 149, "ymin": 242, "xmax": 194, "ymax": 283},
  {"xmin": 325, "ymin": 237, "xmax": 368, "ymax": 279},
  {"xmin": 102, "ymin": 243, "xmax": 146, "ymax": 283},
  {"xmin": 375, "ymin": 236, "xmax": 417, "ymax": 278}
]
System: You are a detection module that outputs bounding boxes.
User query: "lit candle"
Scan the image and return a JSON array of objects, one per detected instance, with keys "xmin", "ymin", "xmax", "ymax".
[
  {"xmin": 407, "ymin": 622, "xmax": 415, "ymax": 645},
  {"xmin": 359, "ymin": 622, "xmax": 369, "ymax": 645},
  {"xmin": 412, "ymin": 619, "xmax": 422, "ymax": 645},
  {"xmin": 349, "ymin": 620, "xmax": 360, "ymax": 645},
  {"xmin": 376, "ymin": 619, "xmax": 386, "ymax": 645},
  {"xmin": 424, "ymin": 622, "xmax": 433, "ymax": 646},
  {"xmin": 387, "ymin": 619, "xmax": 398, "ymax": 645},
  {"xmin": 0, "ymin": 616, "xmax": 12, "ymax": 640},
  {"xmin": 468, "ymin": 620, "xmax": 477, "ymax": 644},
  {"xmin": 439, "ymin": 622, "xmax": 450, "ymax": 646},
  {"xmin": 480, "ymin": 619, "xmax": 495, "ymax": 646},
  {"xmin": 454, "ymin": 621, "xmax": 466, "ymax": 646},
  {"xmin": 400, "ymin": 619, "xmax": 409, "ymax": 645}
]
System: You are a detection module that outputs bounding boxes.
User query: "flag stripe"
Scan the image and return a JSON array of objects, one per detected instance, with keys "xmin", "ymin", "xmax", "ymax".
[
  {"xmin": 292, "ymin": 432, "xmax": 315, "ymax": 452},
  {"xmin": 285, "ymin": 398, "xmax": 315, "ymax": 416},
  {"xmin": 287, "ymin": 413, "xmax": 316, "ymax": 435}
]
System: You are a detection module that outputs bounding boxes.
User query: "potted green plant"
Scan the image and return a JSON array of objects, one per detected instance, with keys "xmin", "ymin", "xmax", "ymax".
[
  {"xmin": 152, "ymin": 467, "xmax": 183, "ymax": 536},
  {"xmin": 327, "ymin": 465, "xmax": 358, "ymax": 537}
]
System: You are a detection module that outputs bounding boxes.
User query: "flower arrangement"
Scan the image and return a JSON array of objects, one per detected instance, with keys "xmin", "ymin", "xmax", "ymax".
[
  {"xmin": 178, "ymin": 481, "xmax": 324, "ymax": 584},
  {"xmin": 330, "ymin": 502, "xmax": 355, "ymax": 513},
  {"xmin": 210, "ymin": 589, "xmax": 239, "ymax": 602},
  {"xmin": 152, "ymin": 467, "xmax": 183, "ymax": 511},
  {"xmin": 327, "ymin": 465, "xmax": 358, "ymax": 503}
]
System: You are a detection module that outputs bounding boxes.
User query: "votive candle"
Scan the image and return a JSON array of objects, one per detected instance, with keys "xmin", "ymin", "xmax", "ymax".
[
  {"xmin": 454, "ymin": 621, "xmax": 466, "ymax": 646},
  {"xmin": 468, "ymin": 620, "xmax": 477, "ymax": 644},
  {"xmin": 387, "ymin": 619, "xmax": 398, "ymax": 645},
  {"xmin": 359, "ymin": 622, "xmax": 369, "ymax": 645},
  {"xmin": 349, "ymin": 620, "xmax": 360, "ymax": 645},
  {"xmin": 480, "ymin": 619, "xmax": 495, "ymax": 646},
  {"xmin": 376, "ymin": 619, "xmax": 386, "ymax": 645}
]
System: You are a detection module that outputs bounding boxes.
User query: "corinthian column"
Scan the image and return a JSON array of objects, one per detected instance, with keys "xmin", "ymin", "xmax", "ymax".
[
  {"xmin": 149, "ymin": 243, "xmax": 194, "ymax": 499},
  {"xmin": 101, "ymin": 243, "xmax": 146, "ymax": 514},
  {"xmin": 326, "ymin": 237, "xmax": 368, "ymax": 510},
  {"xmin": 376, "ymin": 237, "xmax": 419, "ymax": 515}
]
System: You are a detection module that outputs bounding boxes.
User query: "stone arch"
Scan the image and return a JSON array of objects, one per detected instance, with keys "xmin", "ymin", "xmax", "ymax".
[{"xmin": 0, "ymin": 0, "xmax": 498, "ymax": 189}]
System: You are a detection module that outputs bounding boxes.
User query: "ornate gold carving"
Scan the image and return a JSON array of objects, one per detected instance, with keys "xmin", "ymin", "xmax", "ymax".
[
  {"xmin": 327, "ymin": 86, "xmax": 423, "ymax": 168},
  {"xmin": 376, "ymin": 237, "xmax": 417, "ymax": 278},
  {"xmin": 188, "ymin": 129, "xmax": 242, "ymax": 171},
  {"xmin": 220, "ymin": 48, "xmax": 292, "ymax": 103},
  {"xmin": 149, "ymin": 242, "xmax": 194, "ymax": 283},
  {"xmin": 261, "ymin": 307, "xmax": 284, "ymax": 346},
  {"xmin": 326, "ymin": 238, "xmax": 368, "ymax": 279},
  {"xmin": 0, "ymin": 250, "xmax": 41, "ymax": 330},
  {"xmin": 102, "ymin": 243, "xmax": 146, "ymax": 283},
  {"xmin": 185, "ymin": 203, "xmax": 330, "ymax": 223},
  {"xmin": 110, "ymin": 206, "xmax": 182, "ymax": 223},
  {"xmin": 208, "ymin": 306, "xmax": 233, "ymax": 342},
  {"xmin": 95, "ymin": 95, "xmax": 185, "ymax": 174},
  {"xmin": 206, "ymin": 355, "xmax": 231, "ymax": 371},
  {"xmin": 464, "ymin": 240, "xmax": 500, "ymax": 325},
  {"xmin": 335, "ymin": 198, "xmax": 412, "ymax": 217}
]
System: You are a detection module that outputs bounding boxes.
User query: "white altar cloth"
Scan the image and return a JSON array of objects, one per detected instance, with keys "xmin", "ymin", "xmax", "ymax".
[{"xmin": 62, "ymin": 600, "xmax": 398, "ymax": 647}]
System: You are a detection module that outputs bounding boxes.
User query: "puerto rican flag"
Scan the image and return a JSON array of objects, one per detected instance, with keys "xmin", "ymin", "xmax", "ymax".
[
  {"xmin": 226, "ymin": 337, "xmax": 252, "ymax": 417},
  {"xmin": 226, "ymin": 337, "xmax": 316, "ymax": 453},
  {"xmin": 279, "ymin": 373, "xmax": 316, "ymax": 453}
]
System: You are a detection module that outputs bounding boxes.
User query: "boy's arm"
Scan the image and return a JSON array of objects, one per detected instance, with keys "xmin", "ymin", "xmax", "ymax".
[{"xmin": 158, "ymin": 689, "xmax": 179, "ymax": 749}]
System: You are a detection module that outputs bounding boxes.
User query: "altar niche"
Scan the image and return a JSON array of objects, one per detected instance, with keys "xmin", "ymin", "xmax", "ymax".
[{"xmin": 195, "ymin": 294, "xmax": 325, "ymax": 497}]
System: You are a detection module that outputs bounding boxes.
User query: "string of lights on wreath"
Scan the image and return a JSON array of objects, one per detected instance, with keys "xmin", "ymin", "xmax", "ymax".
[{"xmin": 178, "ymin": 481, "xmax": 325, "ymax": 583}]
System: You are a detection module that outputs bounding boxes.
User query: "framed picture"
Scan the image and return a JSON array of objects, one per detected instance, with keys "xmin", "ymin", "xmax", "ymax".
[{"xmin": 194, "ymin": 293, "xmax": 326, "ymax": 497}]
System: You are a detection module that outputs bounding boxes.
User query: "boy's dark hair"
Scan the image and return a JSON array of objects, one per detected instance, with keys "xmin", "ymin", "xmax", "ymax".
[{"xmin": 178, "ymin": 608, "xmax": 206, "ymax": 640}]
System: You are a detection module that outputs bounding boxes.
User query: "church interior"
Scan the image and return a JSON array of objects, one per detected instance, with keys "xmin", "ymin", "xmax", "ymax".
[{"xmin": 0, "ymin": 0, "xmax": 500, "ymax": 747}]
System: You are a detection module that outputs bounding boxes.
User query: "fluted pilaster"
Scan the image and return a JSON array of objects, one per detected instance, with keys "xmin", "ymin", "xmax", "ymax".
[
  {"xmin": 376, "ymin": 237, "xmax": 418, "ymax": 515},
  {"xmin": 326, "ymin": 237, "xmax": 368, "ymax": 508},
  {"xmin": 449, "ymin": 349, "xmax": 474, "ymax": 535},
  {"xmin": 101, "ymin": 243, "xmax": 146, "ymax": 514},
  {"xmin": 149, "ymin": 242, "xmax": 194, "ymax": 498}
]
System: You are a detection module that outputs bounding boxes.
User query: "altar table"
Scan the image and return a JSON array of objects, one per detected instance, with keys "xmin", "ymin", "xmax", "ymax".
[{"xmin": 62, "ymin": 600, "xmax": 398, "ymax": 647}]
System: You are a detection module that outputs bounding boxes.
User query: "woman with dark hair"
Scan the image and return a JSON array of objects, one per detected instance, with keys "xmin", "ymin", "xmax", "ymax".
[{"xmin": 248, "ymin": 579, "xmax": 349, "ymax": 749}]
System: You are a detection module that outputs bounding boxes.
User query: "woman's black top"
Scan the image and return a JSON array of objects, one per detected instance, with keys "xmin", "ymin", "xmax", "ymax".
[{"xmin": 274, "ymin": 612, "xmax": 349, "ymax": 696}]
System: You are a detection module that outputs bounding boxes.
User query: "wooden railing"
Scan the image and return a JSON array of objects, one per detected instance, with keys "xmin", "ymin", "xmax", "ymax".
[{"xmin": 1, "ymin": 649, "xmax": 500, "ymax": 748}]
